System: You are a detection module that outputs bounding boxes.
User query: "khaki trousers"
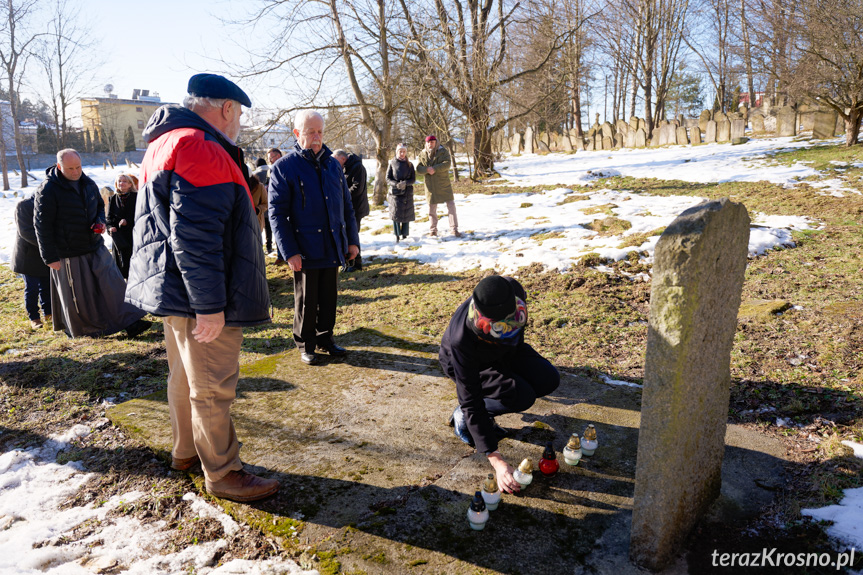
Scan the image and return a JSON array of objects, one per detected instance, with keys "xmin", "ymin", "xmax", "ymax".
[
  {"xmin": 428, "ymin": 200, "xmax": 458, "ymax": 234},
  {"xmin": 164, "ymin": 316, "xmax": 244, "ymax": 482}
]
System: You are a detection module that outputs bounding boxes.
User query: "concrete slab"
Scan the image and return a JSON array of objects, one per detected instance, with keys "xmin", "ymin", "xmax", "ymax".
[{"xmin": 108, "ymin": 327, "xmax": 788, "ymax": 574}]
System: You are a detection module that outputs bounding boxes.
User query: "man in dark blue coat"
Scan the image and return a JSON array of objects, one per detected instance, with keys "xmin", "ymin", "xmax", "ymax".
[
  {"xmin": 440, "ymin": 275, "xmax": 560, "ymax": 494},
  {"xmin": 269, "ymin": 110, "xmax": 360, "ymax": 365},
  {"xmin": 126, "ymin": 74, "xmax": 277, "ymax": 503}
]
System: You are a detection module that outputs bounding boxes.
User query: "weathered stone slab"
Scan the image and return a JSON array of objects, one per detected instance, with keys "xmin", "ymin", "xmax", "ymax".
[
  {"xmin": 601, "ymin": 122, "xmax": 615, "ymax": 139},
  {"xmin": 595, "ymin": 134, "xmax": 603, "ymax": 150},
  {"xmin": 676, "ymin": 126, "xmax": 689, "ymax": 145},
  {"xmin": 561, "ymin": 135, "xmax": 573, "ymax": 152},
  {"xmin": 602, "ymin": 136, "xmax": 613, "ymax": 150},
  {"xmin": 800, "ymin": 111, "xmax": 815, "ymax": 131},
  {"xmin": 750, "ymin": 112, "xmax": 765, "ymax": 132},
  {"xmin": 705, "ymin": 120, "xmax": 717, "ymax": 143},
  {"xmin": 638, "ymin": 118, "xmax": 646, "ymax": 133},
  {"xmin": 575, "ymin": 136, "xmax": 585, "ymax": 151},
  {"xmin": 763, "ymin": 115, "xmax": 777, "ymax": 133},
  {"xmin": 614, "ymin": 134, "xmax": 624, "ymax": 148},
  {"xmin": 690, "ymin": 127, "xmax": 702, "ymax": 145},
  {"xmin": 777, "ymin": 107, "xmax": 797, "ymax": 137},
  {"xmin": 585, "ymin": 138, "xmax": 594, "ymax": 151},
  {"xmin": 717, "ymin": 120, "xmax": 731, "ymax": 142},
  {"xmin": 616, "ymin": 119, "xmax": 629, "ymax": 136},
  {"xmin": 630, "ymin": 199, "xmax": 751, "ymax": 571},
  {"xmin": 524, "ymin": 126, "xmax": 534, "ymax": 153},
  {"xmin": 635, "ymin": 128, "xmax": 646, "ymax": 148},
  {"xmin": 510, "ymin": 133, "xmax": 522, "ymax": 154},
  {"xmin": 813, "ymin": 109, "xmax": 839, "ymax": 139},
  {"xmin": 630, "ymin": 116, "xmax": 640, "ymax": 131},
  {"xmin": 730, "ymin": 119, "xmax": 746, "ymax": 141},
  {"xmin": 537, "ymin": 139, "xmax": 550, "ymax": 153},
  {"xmin": 624, "ymin": 130, "xmax": 636, "ymax": 148}
]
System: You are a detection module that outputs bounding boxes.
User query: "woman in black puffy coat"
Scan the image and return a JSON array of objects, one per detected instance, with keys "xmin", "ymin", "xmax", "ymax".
[
  {"xmin": 106, "ymin": 173, "xmax": 138, "ymax": 278},
  {"xmin": 385, "ymin": 143, "xmax": 416, "ymax": 242}
]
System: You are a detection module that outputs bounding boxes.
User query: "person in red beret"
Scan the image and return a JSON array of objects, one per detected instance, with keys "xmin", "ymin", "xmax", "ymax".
[{"xmin": 416, "ymin": 135, "xmax": 460, "ymax": 237}]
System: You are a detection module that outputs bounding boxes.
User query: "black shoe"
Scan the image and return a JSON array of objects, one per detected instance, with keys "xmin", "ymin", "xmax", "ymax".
[
  {"xmin": 125, "ymin": 319, "xmax": 152, "ymax": 338},
  {"xmin": 492, "ymin": 420, "xmax": 510, "ymax": 440},
  {"xmin": 448, "ymin": 406, "xmax": 475, "ymax": 447},
  {"xmin": 317, "ymin": 343, "xmax": 347, "ymax": 356},
  {"xmin": 342, "ymin": 265, "xmax": 357, "ymax": 272},
  {"xmin": 300, "ymin": 352, "xmax": 319, "ymax": 365}
]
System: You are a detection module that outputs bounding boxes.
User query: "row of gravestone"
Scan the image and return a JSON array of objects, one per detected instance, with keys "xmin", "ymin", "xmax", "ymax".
[{"xmin": 507, "ymin": 106, "xmax": 844, "ymax": 154}]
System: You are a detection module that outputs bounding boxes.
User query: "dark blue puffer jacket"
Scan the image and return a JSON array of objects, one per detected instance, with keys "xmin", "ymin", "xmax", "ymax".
[
  {"xmin": 268, "ymin": 142, "xmax": 359, "ymax": 269},
  {"xmin": 124, "ymin": 105, "xmax": 270, "ymax": 326}
]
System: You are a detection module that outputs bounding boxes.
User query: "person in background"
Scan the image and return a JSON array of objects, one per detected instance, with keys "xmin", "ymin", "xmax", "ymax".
[
  {"xmin": 125, "ymin": 73, "xmax": 276, "ymax": 502},
  {"xmin": 268, "ymin": 110, "xmax": 359, "ymax": 366},
  {"xmin": 11, "ymin": 194, "xmax": 51, "ymax": 329},
  {"xmin": 107, "ymin": 173, "xmax": 138, "ymax": 278},
  {"xmin": 333, "ymin": 149, "xmax": 369, "ymax": 271},
  {"xmin": 265, "ymin": 148, "xmax": 284, "ymax": 264},
  {"xmin": 34, "ymin": 149, "xmax": 150, "ymax": 338},
  {"xmin": 439, "ymin": 275, "xmax": 560, "ymax": 493},
  {"xmin": 416, "ymin": 135, "xmax": 460, "ymax": 238},
  {"xmin": 385, "ymin": 143, "xmax": 416, "ymax": 242},
  {"xmin": 248, "ymin": 173, "xmax": 268, "ymax": 234}
]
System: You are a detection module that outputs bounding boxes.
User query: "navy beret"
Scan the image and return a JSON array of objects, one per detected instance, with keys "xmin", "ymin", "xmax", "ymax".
[{"xmin": 187, "ymin": 73, "xmax": 252, "ymax": 107}]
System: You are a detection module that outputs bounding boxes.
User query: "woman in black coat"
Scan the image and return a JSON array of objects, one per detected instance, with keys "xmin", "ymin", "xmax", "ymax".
[
  {"xmin": 11, "ymin": 195, "xmax": 51, "ymax": 328},
  {"xmin": 385, "ymin": 143, "xmax": 416, "ymax": 242},
  {"xmin": 106, "ymin": 173, "xmax": 138, "ymax": 278}
]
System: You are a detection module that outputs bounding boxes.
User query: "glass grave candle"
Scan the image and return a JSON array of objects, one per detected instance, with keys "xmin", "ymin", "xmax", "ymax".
[
  {"xmin": 538, "ymin": 442, "xmax": 560, "ymax": 476},
  {"xmin": 481, "ymin": 473, "xmax": 501, "ymax": 511},
  {"xmin": 582, "ymin": 424, "xmax": 598, "ymax": 456},
  {"xmin": 563, "ymin": 433, "xmax": 582, "ymax": 466},
  {"xmin": 467, "ymin": 490, "xmax": 489, "ymax": 530},
  {"xmin": 513, "ymin": 458, "xmax": 534, "ymax": 488}
]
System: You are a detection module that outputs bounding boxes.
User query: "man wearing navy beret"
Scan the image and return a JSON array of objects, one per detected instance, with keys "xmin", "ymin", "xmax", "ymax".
[{"xmin": 126, "ymin": 73, "xmax": 278, "ymax": 502}]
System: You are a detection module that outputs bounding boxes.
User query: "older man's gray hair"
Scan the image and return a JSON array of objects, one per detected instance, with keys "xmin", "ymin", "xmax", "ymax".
[
  {"xmin": 183, "ymin": 95, "xmax": 230, "ymax": 111},
  {"xmin": 332, "ymin": 149, "xmax": 348, "ymax": 160},
  {"xmin": 294, "ymin": 110, "xmax": 325, "ymax": 131},
  {"xmin": 56, "ymin": 148, "xmax": 81, "ymax": 164}
]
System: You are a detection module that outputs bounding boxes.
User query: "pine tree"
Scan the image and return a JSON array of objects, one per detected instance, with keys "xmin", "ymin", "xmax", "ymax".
[
  {"xmin": 84, "ymin": 129, "xmax": 92, "ymax": 153},
  {"xmin": 124, "ymin": 126, "xmax": 136, "ymax": 152}
]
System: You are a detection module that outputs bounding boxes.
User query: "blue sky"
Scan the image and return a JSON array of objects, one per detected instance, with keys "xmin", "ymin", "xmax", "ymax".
[{"xmin": 75, "ymin": 0, "xmax": 264, "ymax": 107}]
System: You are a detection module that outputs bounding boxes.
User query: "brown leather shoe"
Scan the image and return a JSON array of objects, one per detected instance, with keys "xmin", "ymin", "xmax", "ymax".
[
  {"xmin": 171, "ymin": 454, "xmax": 200, "ymax": 471},
  {"xmin": 206, "ymin": 470, "xmax": 279, "ymax": 502}
]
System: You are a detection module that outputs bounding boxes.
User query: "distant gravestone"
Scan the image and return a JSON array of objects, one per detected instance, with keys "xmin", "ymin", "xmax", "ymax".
[
  {"xmin": 836, "ymin": 113, "xmax": 846, "ymax": 135},
  {"xmin": 595, "ymin": 134, "xmax": 603, "ymax": 150},
  {"xmin": 625, "ymin": 130, "xmax": 636, "ymax": 148},
  {"xmin": 763, "ymin": 115, "xmax": 777, "ymax": 133},
  {"xmin": 676, "ymin": 126, "xmax": 689, "ymax": 145},
  {"xmin": 649, "ymin": 132, "xmax": 661, "ymax": 147},
  {"xmin": 561, "ymin": 135, "xmax": 574, "ymax": 152},
  {"xmin": 602, "ymin": 136, "xmax": 613, "ymax": 150},
  {"xmin": 690, "ymin": 127, "xmax": 702, "ymax": 145},
  {"xmin": 713, "ymin": 111, "xmax": 728, "ymax": 124},
  {"xmin": 616, "ymin": 119, "xmax": 629, "ymax": 136},
  {"xmin": 638, "ymin": 118, "xmax": 647, "ymax": 133},
  {"xmin": 601, "ymin": 122, "xmax": 615, "ymax": 139},
  {"xmin": 630, "ymin": 116, "xmax": 640, "ymax": 131},
  {"xmin": 537, "ymin": 139, "xmax": 550, "ymax": 153},
  {"xmin": 705, "ymin": 120, "xmax": 717, "ymax": 143},
  {"xmin": 585, "ymin": 138, "xmax": 594, "ymax": 151},
  {"xmin": 614, "ymin": 134, "xmax": 624, "ymax": 148},
  {"xmin": 630, "ymin": 198, "xmax": 751, "ymax": 571},
  {"xmin": 813, "ymin": 110, "xmax": 838, "ymax": 139},
  {"xmin": 730, "ymin": 119, "xmax": 746, "ymax": 141},
  {"xmin": 665, "ymin": 124, "xmax": 678, "ymax": 145},
  {"xmin": 777, "ymin": 107, "xmax": 797, "ymax": 136},
  {"xmin": 524, "ymin": 126, "xmax": 535, "ymax": 153},
  {"xmin": 717, "ymin": 120, "xmax": 731, "ymax": 142},
  {"xmin": 750, "ymin": 112, "xmax": 765, "ymax": 133},
  {"xmin": 511, "ymin": 133, "xmax": 522, "ymax": 155},
  {"xmin": 575, "ymin": 136, "xmax": 585, "ymax": 151},
  {"xmin": 800, "ymin": 111, "xmax": 815, "ymax": 131},
  {"xmin": 635, "ymin": 128, "xmax": 647, "ymax": 148}
]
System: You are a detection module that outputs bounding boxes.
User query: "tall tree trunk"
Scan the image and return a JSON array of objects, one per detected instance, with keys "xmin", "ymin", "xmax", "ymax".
[
  {"xmin": 845, "ymin": 109, "xmax": 862, "ymax": 147},
  {"xmin": 741, "ymin": 0, "xmax": 756, "ymax": 109}
]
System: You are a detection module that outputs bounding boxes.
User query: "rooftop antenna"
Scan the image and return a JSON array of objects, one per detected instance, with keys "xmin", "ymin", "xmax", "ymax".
[{"xmin": 104, "ymin": 83, "xmax": 114, "ymax": 96}]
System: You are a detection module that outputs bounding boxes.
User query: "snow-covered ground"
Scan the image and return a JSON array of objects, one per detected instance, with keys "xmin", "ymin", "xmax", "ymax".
[{"xmin": 1, "ymin": 136, "xmax": 861, "ymax": 572}]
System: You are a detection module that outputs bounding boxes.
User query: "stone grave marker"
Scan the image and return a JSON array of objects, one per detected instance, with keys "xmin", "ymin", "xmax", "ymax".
[
  {"xmin": 635, "ymin": 128, "xmax": 647, "ymax": 147},
  {"xmin": 630, "ymin": 198, "xmax": 750, "ymax": 571},
  {"xmin": 561, "ymin": 135, "xmax": 573, "ymax": 152},
  {"xmin": 510, "ymin": 133, "xmax": 522, "ymax": 154},
  {"xmin": 777, "ymin": 107, "xmax": 797, "ymax": 136},
  {"xmin": 524, "ymin": 126, "xmax": 534, "ymax": 153},
  {"xmin": 602, "ymin": 136, "xmax": 613, "ymax": 150},
  {"xmin": 717, "ymin": 120, "xmax": 731, "ymax": 142},
  {"xmin": 698, "ymin": 110, "xmax": 711, "ymax": 133},
  {"xmin": 813, "ymin": 109, "xmax": 839, "ymax": 139},
  {"xmin": 730, "ymin": 119, "xmax": 745, "ymax": 141},
  {"xmin": 601, "ymin": 122, "xmax": 615, "ymax": 140},
  {"xmin": 705, "ymin": 120, "xmax": 717, "ymax": 143},
  {"xmin": 675, "ymin": 126, "xmax": 689, "ymax": 145},
  {"xmin": 614, "ymin": 134, "xmax": 624, "ymax": 148},
  {"xmin": 690, "ymin": 127, "xmax": 702, "ymax": 145},
  {"xmin": 625, "ymin": 130, "xmax": 636, "ymax": 148},
  {"xmin": 750, "ymin": 112, "xmax": 765, "ymax": 133}
]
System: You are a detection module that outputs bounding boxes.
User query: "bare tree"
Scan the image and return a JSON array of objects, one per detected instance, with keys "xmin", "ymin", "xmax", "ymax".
[
  {"xmin": 0, "ymin": 0, "xmax": 42, "ymax": 187},
  {"xmin": 686, "ymin": 0, "xmax": 736, "ymax": 113},
  {"xmin": 399, "ymin": 0, "xmax": 575, "ymax": 176},
  {"xmin": 36, "ymin": 0, "xmax": 99, "ymax": 150},
  {"xmin": 236, "ymin": 0, "xmax": 407, "ymax": 205},
  {"xmin": 787, "ymin": 0, "xmax": 863, "ymax": 145}
]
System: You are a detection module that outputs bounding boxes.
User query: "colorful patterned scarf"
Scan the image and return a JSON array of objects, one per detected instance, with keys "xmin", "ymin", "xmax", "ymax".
[{"xmin": 468, "ymin": 296, "xmax": 527, "ymax": 343}]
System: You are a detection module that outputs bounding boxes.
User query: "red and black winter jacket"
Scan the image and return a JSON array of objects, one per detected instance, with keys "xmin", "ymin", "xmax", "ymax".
[{"xmin": 124, "ymin": 105, "xmax": 270, "ymax": 326}]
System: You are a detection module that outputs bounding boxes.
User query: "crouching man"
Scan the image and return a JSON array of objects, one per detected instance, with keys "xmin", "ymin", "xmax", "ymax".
[{"xmin": 439, "ymin": 275, "xmax": 560, "ymax": 493}]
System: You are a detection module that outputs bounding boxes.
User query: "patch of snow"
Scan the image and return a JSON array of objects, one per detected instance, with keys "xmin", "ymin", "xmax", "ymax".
[{"xmin": 600, "ymin": 374, "xmax": 643, "ymax": 389}]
